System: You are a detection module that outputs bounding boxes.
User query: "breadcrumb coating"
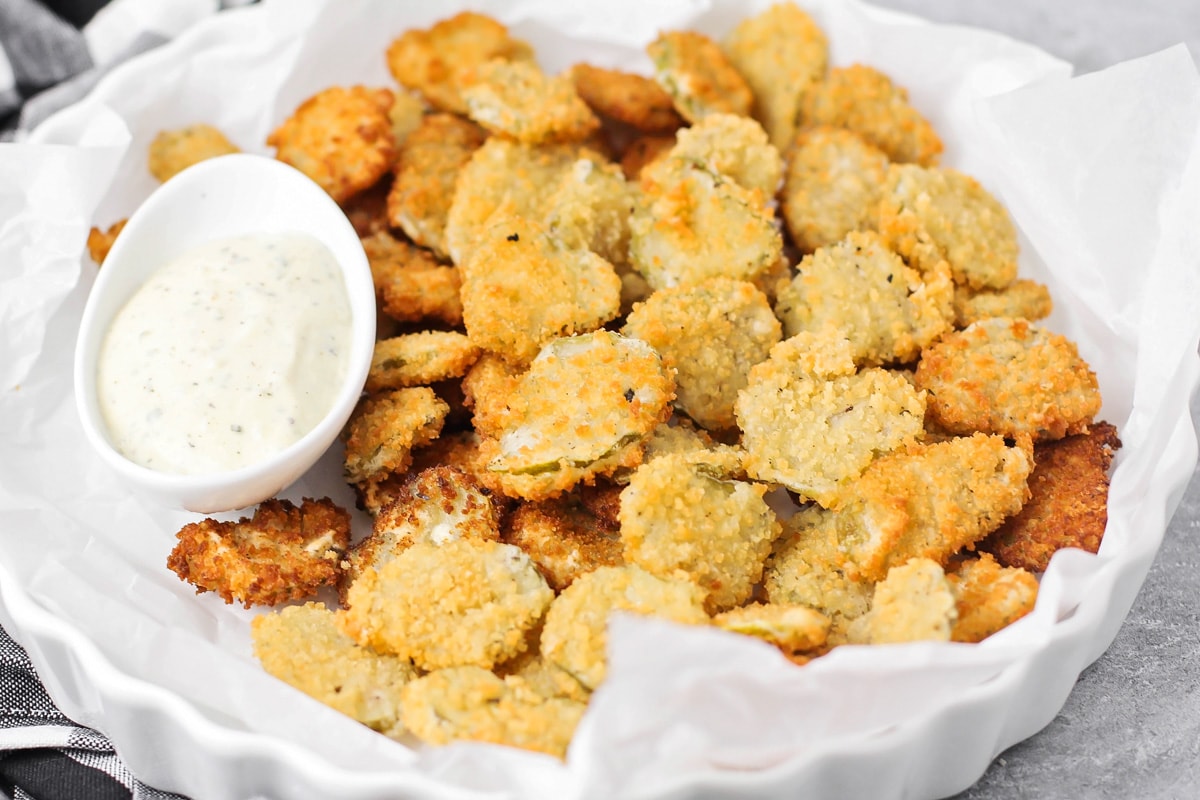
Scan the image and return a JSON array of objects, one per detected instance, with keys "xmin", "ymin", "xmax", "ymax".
[
  {"xmin": 148, "ymin": 124, "xmax": 239, "ymax": 182},
  {"xmin": 251, "ymin": 602, "xmax": 415, "ymax": 737},
  {"xmin": 342, "ymin": 387, "xmax": 449, "ymax": 485},
  {"xmin": 504, "ymin": 490, "xmax": 624, "ymax": 591},
  {"xmin": 540, "ymin": 564, "xmax": 708, "ymax": 689},
  {"xmin": 651, "ymin": 113, "xmax": 783, "ymax": 198},
  {"xmin": 388, "ymin": 89, "xmax": 426, "ymax": 149},
  {"xmin": 914, "ymin": 317, "xmax": 1102, "ymax": 442},
  {"xmin": 647, "ymin": 31, "xmax": 754, "ymax": 123},
  {"xmin": 712, "ymin": 601, "xmax": 831, "ymax": 656},
  {"xmin": 361, "ymin": 230, "xmax": 463, "ymax": 326},
  {"xmin": 462, "ymin": 59, "xmax": 600, "ymax": 144},
  {"xmin": 570, "ymin": 63, "xmax": 684, "ymax": 133},
  {"xmin": 86, "ymin": 219, "xmax": 126, "ymax": 266},
  {"xmin": 461, "ymin": 352, "xmax": 523, "ymax": 438},
  {"xmin": 847, "ymin": 558, "xmax": 957, "ymax": 644},
  {"xmin": 366, "ymin": 331, "xmax": 481, "ymax": 393},
  {"xmin": 952, "ymin": 279, "xmax": 1053, "ymax": 328},
  {"xmin": 620, "ymin": 134, "xmax": 676, "ymax": 180},
  {"xmin": 166, "ymin": 498, "xmax": 349, "ymax": 608},
  {"xmin": 946, "ymin": 553, "xmax": 1038, "ymax": 643},
  {"xmin": 341, "ymin": 539, "xmax": 552, "ymax": 670}
]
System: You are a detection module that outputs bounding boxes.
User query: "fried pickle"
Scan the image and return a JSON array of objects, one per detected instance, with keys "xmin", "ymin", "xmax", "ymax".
[
  {"xmin": 952, "ymin": 279, "xmax": 1053, "ymax": 328},
  {"xmin": 365, "ymin": 331, "xmax": 481, "ymax": 393},
  {"xmin": 504, "ymin": 490, "xmax": 624, "ymax": 591},
  {"xmin": 647, "ymin": 30, "xmax": 754, "ymax": 123},
  {"xmin": 461, "ymin": 59, "xmax": 600, "ymax": 144},
  {"xmin": 712, "ymin": 602, "xmax": 831, "ymax": 657},
  {"xmin": 86, "ymin": 219, "xmax": 127, "ymax": 266},
  {"xmin": 846, "ymin": 558, "xmax": 957, "ymax": 644},
  {"xmin": 649, "ymin": 113, "xmax": 783, "ymax": 198},
  {"xmin": 147, "ymin": 124, "xmax": 239, "ymax": 182},
  {"xmin": 619, "ymin": 134, "xmax": 675, "ymax": 180},
  {"xmin": 360, "ymin": 230, "xmax": 463, "ymax": 327},
  {"xmin": 569, "ymin": 63, "xmax": 684, "ymax": 133},
  {"xmin": 946, "ymin": 553, "xmax": 1038, "ymax": 642},
  {"xmin": 342, "ymin": 387, "xmax": 449, "ymax": 485}
]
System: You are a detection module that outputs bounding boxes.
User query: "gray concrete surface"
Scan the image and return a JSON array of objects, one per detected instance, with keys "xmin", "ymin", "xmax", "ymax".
[{"xmin": 861, "ymin": 6, "xmax": 1200, "ymax": 797}]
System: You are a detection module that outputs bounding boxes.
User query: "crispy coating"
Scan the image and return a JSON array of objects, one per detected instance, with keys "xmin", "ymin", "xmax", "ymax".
[
  {"xmin": 341, "ymin": 539, "xmax": 552, "ymax": 670},
  {"xmin": 801, "ymin": 64, "xmax": 942, "ymax": 166},
  {"xmin": 498, "ymin": 648, "xmax": 592, "ymax": 704},
  {"xmin": 504, "ymin": 490, "xmax": 624, "ymax": 591},
  {"xmin": 385, "ymin": 11, "xmax": 534, "ymax": 114},
  {"xmin": 610, "ymin": 417, "xmax": 742, "ymax": 484},
  {"xmin": 540, "ymin": 564, "xmax": 708, "ymax": 689},
  {"xmin": 712, "ymin": 602, "xmax": 831, "ymax": 656},
  {"xmin": 460, "ymin": 216, "xmax": 622, "ymax": 365},
  {"xmin": 366, "ymin": 331, "xmax": 481, "ymax": 393},
  {"xmin": 835, "ymin": 433, "xmax": 1032, "ymax": 582},
  {"xmin": 630, "ymin": 159, "xmax": 782, "ymax": 290},
  {"xmin": 86, "ymin": 219, "xmax": 127, "ymax": 266},
  {"xmin": 736, "ymin": 333, "xmax": 925, "ymax": 506},
  {"xmin": 389, "ymin": 89, "xmax": 427, "ymax": 148},
  {"xmin": 461, "ymin": 352, "xmax": 523, "ymax": 439},
  {"xmin": 982, "ymin": 421, "xmax": 1120, "ymax": 572},
  {"xmin": 340, "ymin": 177, "xmax": 393, "ymax": 238},
  {"xmin": 405, "ymin": 430, "xmax": 512, "ymax": 502},
  {"xmin": 846, "ymin": 558, "xmax": 957, "ymax": 644},
  {"xmin": 399, "ymin": 666, "xmax": 585, "ymax": 758},
  {"xmin": 461, "ymin": 59, "xmax": 600, "ymax": 144},
  {"xmin": 166, "ymin": 498, "xmax": 349, "ymax": 608},
  {"xmin": 483, "ymin": 332, "xmax": 675, "ymax": 500},
  {"xmin": 267, "ymin": 86, "xmax": 396, "ymax": 203},
  {"xmin": 386, "ymin": 113, "xmax": 488, "ymax": 259},
  {"xmin": 623, "ymin": 278, "xmax": 781, "ymax": 430},
  {"xmin": 647, "ymin": 31, "xmax": 753, "ymax": 123},
  {"xmin": 620, "ymin": 134, "xmax": 675, "ymax": 180},
  {"xmin": 914, "ymin": 317, "xmax": 1102, "ymax": 442},
  {"xmin": 147, "ymin": 124, "xmax": 239, "ymax": 182},
  {"xmin": 251, "ymin": 602, "xmax": 416, "ymax": 737},
  {"xmin": 569, "ymin": 63, "xmax": 683, "ymax": 133},
  {"xmin": 780, "ymin": 126, "xmax": 889, "ymax": 254},
  {"xmin": 952, "ymin": 279, "xmax": 1053, "ymax": 328},
  {"xmin": 619, "ymin": 452, "xmax": 780, "ymax": 612},
  {"xmin": 722, "ymin": 2, "xmax": 828, "ymax": 150},
  {"xmin": 877, "ymin": 163, "xmax": 1018, "ymax": 290},
  {"xmin": 774, "ymin": 231, "xmax": 953, "ymax": 366},
  {"xmin": 650, "ymin": 113, "xmax": 783, "ymax": 198},
  {"xmin": 361, "ymin": 230, "xmax": 463, "ymax": 327},
  {"xmin": 341, "ymin": 466, "xmax": 502, "ymax": 601},
  {"xmin": 342, "ymin": 387, "xmax": 449, "ymax": 485},
  {"xmin": 946, "ymin": 553, "xmax": 1038, "ymax": 643}
]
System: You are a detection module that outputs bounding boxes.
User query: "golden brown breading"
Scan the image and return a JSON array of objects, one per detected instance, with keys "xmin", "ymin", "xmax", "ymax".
[
  {"xmin": 774, "ymin": 231, "xmax": 953, "ymax": 367},
  {"xmin": 365, "ymin": 331, "xmax": 481, "ymax": 393},
  {"xmin": 569, "ymin": 63, "xmax": 684, "ymax": 133},
  {"xmin": 460, "ymin": 352, "xmax": 523, "ymax": 439},
  {"xmin": 540, "ymin": 564, "xmax": 708, "ymax": 689},
  {"xmin": 647, "ymin": 30, "xmax": 753, "ymax": 123},
  {"xmin": 914, "ymin": 317, "xmax": 1102, "ymax": 442},
  {"xmin": 736, "ymin": 333, "xmax": 926, "ymax": 507},
  {"xmin": 619, "ymin": 452, "xmax": 780, "ymax": 612},
  {"xmin": 722, "ymin": 2, "xmax": 828, "ymax": 150},
  {"xmin": 877, "ymin": 163, "xmax": 1018, "ymax": 290},
  {"xmin": 166, "ymin": 497, "xmax": 350, "ymax": 608},
  {"xmin": 780, "ymin": 126, "xmax": 889, "ymax": 254},
  {"xmin": 952, "ymin": 279, "xmax": 1053, "ymax": 328},
  {"xmin": 623, "ymin": 277, "xmax": 781, "ymax": 430},
  {"xmin": 251, "ymin": 602, "xmax": 416, "ymax": 737},
  {"xmin": 946, "ymin": 553, "xmax": 1038, "ymax": 643},
  {"xmin": 399, "ymin": 666, "xmax": 586, "ymax": 758},
  {"xmin": 267, "ymin": 86, "xmax": 396, "ymax": 203},
  {"xmin": 834, "ymin": 433, "xmax": 1032, "ymax": 582},
  {"xmin": 982, "ymin": 421, "xmax": 1120, "ymax": 572},
  {"xmin": 385, "ymin": 11, "xmax": 533, "ymax": 114},
  {"xmin": 147, "ymin": 124, "xmax": 239, "ymax": 182},
  {"xmin": 846, "ymin": 558, "xmax": 957, "ymax": 644},
  {"xmin": 503, "ymin": 490, "xmax": 624, "ymax": 591},
  {"xmin": 386, "ymin": 113, "xmax": 487, "ymax": 259},
  {"xmin": 405, "ymin": 429, "xmax": 513, "ymax": 502},
  {"xmin": 460, "ymin": 216, "xmax": 622, "ymax": 365},
  {"xmin": 361, "ymin": 230, "xmax": 463, "ymax": 327},
  {"xmin": 801, "ymin": 64, "xmax": 942, "ymax": 166},
  {"xmin": 342, "ymin": 387, "xmax": 449, "ymax": 485},
  {"xmin": 497, "ymin": 648, "xmax": 592, "ymax": 704},
  {"xmin": 461, "ymin": 59, "xmax": 600, "ymax": 144},
  {"xmin": 340, "ymin": 177, "xmax": 393, "ymax": 238},
  {"xmin": 711, "ymin": 602, "xmax": 831, "ymax": 656},
  {"xmin": 649, "ymin": 113, "xmax": 783, "ymax": 198},
  {"xmin": 341, "ymin": 538, "xmax": 553, "ymax": 671},
  {"xmin": 619, "ymin": 134, "xmax": 676, "ymax": 180},
  {"xmin": 86, "ymin": 219, "xmax": 127, "ymax": 266},
  {"xmin": 389, "ymin": 89, "xmax": 426, "ymax": 149}
]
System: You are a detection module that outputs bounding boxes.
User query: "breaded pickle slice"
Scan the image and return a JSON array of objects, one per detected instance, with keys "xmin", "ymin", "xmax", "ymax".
[
  {"xmin": 946, "ymin": 553, "xmax": 1038, "ymax": 643},
  {"xmin": 148, "ymin": 124, "xmax": 239, "ymax": 182},
  {"xmin": 647, "ymin": 30, "xmax": 754, "ymax": 123},
  {"xmin": 361, "ymin": 230, "xmax": 463, "ymax": 327},
  {"xmin": 952, "ymin": 279, "xmax": 1053, "ymax": 328},
  {"xmin": 711, "ymin": 602, "xmax": 831, "ymax": 656},
  {"xmin": 342, "ymin": 387, "xmax": 449, "ymax": 485},
  {"xmin": 504, "ymin": 490, "xmax": 624, "ymax": 591},
  {"xmin": 651, "ymin": 113, "xmax": 783, "ymax": 198},
  {"xmin": 462, "ymin": 59, "xmax": 599, "ymax": 144},
  {"xmin": 569, "ymin": 63, "xmax": 683, "ymax": 133},
  {"xmin": 847, "ymin": 558, "xmax": 957, "ymax": 644},
  {"xmin": 366, "ymin": 331, "xmax": 481, "ymax": 393}
]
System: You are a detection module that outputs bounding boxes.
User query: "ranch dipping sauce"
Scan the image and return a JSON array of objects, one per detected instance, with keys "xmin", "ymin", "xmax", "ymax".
[{"xmin": 97, "ymin": 232, "xmax": 353, "ymax": 475}]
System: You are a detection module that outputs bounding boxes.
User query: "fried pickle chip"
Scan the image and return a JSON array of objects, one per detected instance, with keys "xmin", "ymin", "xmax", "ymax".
[
  {"xmin": 647, "ymin": 30, "xmax": 753, "ymax": 123},
  {"xmin": 630, "ymin": 160, "xmax": 782, "ymax": 291},
  {"xmin": 340, "ymin": 177, "xmax": 393, "ymax": 238},
  {"xmin": 569, "ymin": 63, "xmax": 684, "ymax": 133},
  {"xmin": 166, "ymin": 497, "xmax": 349, "ymax": 608},
  {"xmin": 946, "ymin": 553, "xmax": 1038, "ymax": 643},
  {"xmin": 877, "ymin": 163, "xmax": 1018, "ymax": 290},
  {"xmin": 619, "ymin": 452, "xmax": 780, "ymax": 612},
  {"xmin": 361, "ymin": 230, "xmax": 463, "ymax": 327},
  {"xmin": 399, "ymin": 666, "xmax": 586, "ymax": 758},
  {"xmin": 736, "ymin": 333, "xmax": 925, "ymax": 506},
  {"xmin": 722, "ymin": 2, "xmax": 829, "ymax": 150},
  {"xmin": 801, "ymin": 64, "xmax": 942, "ymax": 166},
  {"xmin": 712, "ymin": 601, "xmax": 831, "ymax": 656},
  {"xmin": 648, "ymin": 113, "xmax": 783, "ymax": 198},
  {"xmin": 982, "ymin": 421, "xmax": 1120, "ymax": 572},
  {"xmin": 460, "ymin": 216, "xmax": 622, "ymax": 365},
  {"xmin": 385, "ymin": 11, "xmax": 534, "ymax": 114},
  {"xmin": 386, "ymin": 113, "xmax": 487, "ymax": 259},
  {"xmin": 504, "ymin": 490, "xmax": 624, "ymax": 591},
  {"xmin": 952, "ymin": 279, "xmax": 1053, "ymax": 328},
  {"xmin": 251, "ymin": 602, "xmax": 416, "ymax": 737},
  {"xmin": 623, "ymin": 277, "xmax": 781, "ymax": 430},
  {"xmin": 914, "ymin": 317, "xmax": 1102, "ymax": 442},
  {"xmin": 147, "ymin": 124, "xmax": 239, "ymax": 182},
  {"xmin": 780, "ymin": 126, "xmax": 889, "ymax": 254},
  {"xmin": 366, "ymin": 331, "xmax": 481, "ymax": 393},
  {"xmin": 267, "ymin": 85, "xmax": 396, "ymax": 203},
  {"xmin": 341, "ymin": 539, "xmax": 552, "ymax": 670},
  {"xmin": 774, "ymin": 231, "xmax": 953, "ymax": 366},
  {"xmin": 460, "ymin": 352, "xmax": 523, "ymax": 439},
  {"xmin": 342, "ymin": 387, "xmax": 449, "ymax": 485},
  {"xmin": 86, "ymin": 219, "xmax": 127, "ymax": 266},
  {"xmin": 461, "ymin": 59, "xmax": 600, "ymax": 144},
  {"xmin": 846, "ymin": 558, "xmax": 957, "ymax": 644},
  {"xmin": 619, "ymin": 134, "xmax": 676, "ymax": 180},
  {"xmin": 540, "ymin": 564, "xmax": 708, "ymax": 689}
]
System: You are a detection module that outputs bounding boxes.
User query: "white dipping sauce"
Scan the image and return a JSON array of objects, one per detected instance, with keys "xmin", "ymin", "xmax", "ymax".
[{"xmin": 97, "ymin": 232, "xmax": 353, "ymax": 475}]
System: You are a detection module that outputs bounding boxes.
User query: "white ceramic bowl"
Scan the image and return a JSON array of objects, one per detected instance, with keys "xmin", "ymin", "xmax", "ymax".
[{"xmin": 72, "ymin": 153, "xmax": 376, "ymax": 513}]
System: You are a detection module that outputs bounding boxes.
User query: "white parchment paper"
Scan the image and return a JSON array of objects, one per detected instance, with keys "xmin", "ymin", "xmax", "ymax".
[{"xmin": 2, "ymin": 1, "xmax": 1198, "ymax": 798}]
